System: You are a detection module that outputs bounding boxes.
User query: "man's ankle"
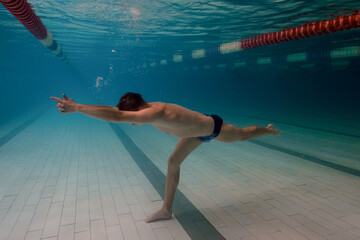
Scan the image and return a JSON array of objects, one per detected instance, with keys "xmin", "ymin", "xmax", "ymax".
[{"xmin": 162, "ymin": 206, "xmax": 172, "ymax": 214}]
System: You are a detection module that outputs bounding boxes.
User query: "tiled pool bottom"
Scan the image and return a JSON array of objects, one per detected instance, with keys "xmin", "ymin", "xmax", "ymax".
[{"xmin": 0, "ymin": 108, "xmax": 359, "ymax": 240}]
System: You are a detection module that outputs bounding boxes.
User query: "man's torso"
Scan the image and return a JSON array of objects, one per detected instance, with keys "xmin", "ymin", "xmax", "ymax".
[{"xmin": 148, "ymin": 102, "xmax": 215, "ymax": 138}]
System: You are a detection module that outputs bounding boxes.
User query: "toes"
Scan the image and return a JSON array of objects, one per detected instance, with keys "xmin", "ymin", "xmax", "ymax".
[{"xmin": 145, "ymin": 215, "xmax": 154, "ymax": 223}]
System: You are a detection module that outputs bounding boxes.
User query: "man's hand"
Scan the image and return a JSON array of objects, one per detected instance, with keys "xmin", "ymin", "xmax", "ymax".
[{"xmin": 50, "ymin": 93, "xmax": 77, "ymax": 114}]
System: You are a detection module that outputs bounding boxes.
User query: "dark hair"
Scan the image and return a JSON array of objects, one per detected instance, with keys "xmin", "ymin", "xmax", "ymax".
[{"xmin": 116, "ymin": 92, "xmax": 146, "ymax": 111}]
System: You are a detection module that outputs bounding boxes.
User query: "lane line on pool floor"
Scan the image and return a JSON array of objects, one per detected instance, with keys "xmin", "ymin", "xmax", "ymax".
[
  {"xmin": 0, "ymin": 108, "xmax": 49, "ymax": 149},
  {"xmin": 109, "ymin": 123, "xmax": 225, "ymax": 240},
  {"xmin": 249, "ymin": 139, "xmax": 360, "ymax": 177}
]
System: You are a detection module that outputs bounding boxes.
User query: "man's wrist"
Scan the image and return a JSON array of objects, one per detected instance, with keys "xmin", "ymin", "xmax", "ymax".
[{"xmin": 74, "ymin": 103, "xmax": 81, "ymax": 112}]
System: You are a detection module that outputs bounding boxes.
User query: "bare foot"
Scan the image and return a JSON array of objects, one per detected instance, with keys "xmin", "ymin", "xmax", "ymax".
[
  {"xmin": 267, "ymin": 124, "xmax": 281, "ymax": 135},
  {"xmin": 145, "ymin": 208, "xmax": 172, "ymax": 223}
]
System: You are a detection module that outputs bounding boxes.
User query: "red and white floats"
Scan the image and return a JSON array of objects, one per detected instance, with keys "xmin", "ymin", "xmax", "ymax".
[{"xmin": 1, "ymin": 0, "xmax": 67, "ymax": 62}]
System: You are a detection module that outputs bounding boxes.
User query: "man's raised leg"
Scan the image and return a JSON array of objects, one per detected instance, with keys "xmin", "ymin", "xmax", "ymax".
[
  {"xmin": 216, "ymin": 123, "xmax": 281, "ymax": 142},
  {"xmin": 145, "ymin": 137, "xmax": 202, "ymax": 223}
]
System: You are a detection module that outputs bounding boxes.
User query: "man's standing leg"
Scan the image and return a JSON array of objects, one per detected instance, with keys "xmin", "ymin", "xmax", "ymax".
[{"xmin": 145, "ymin": 137, "xmax": 202, "ymax": 223}]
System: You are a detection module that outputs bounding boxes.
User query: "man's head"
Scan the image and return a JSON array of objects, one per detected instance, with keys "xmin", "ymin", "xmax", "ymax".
[{"xmin": 116, "ymin": 92, "xmax": 148, "ymax": 111}]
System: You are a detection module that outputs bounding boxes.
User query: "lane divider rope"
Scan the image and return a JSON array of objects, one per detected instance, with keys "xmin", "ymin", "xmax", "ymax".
[
  {"xmin": 240, "ymin": 12, "xmax": 360, "ymax": 50},
  {"xmin": 1, "ymin": 0, "xmax": 68, "ymax": 62},
  {"xmin": 143, "ymin": 12, "xmax": 360, "ymax": 68}
]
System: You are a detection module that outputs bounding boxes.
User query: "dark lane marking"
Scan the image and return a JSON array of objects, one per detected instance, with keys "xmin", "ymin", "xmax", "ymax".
[
  {"xmin": 239, "ymin": 114, "xmax": 360, "ymax": 138},
  {"xmin": 249, "ymin": 139, "xmax": 360, "ymax": 177},
  {"xmin": 110, "ymin": 123, "xmax": 225, "ymax": 240},
  {"xmin": 302, "ymin": 114, "xmax": 360, "ymax": 124},
  {"xmin": 0, "ymin": 108, "xmax": 49, "ymax": 149}
]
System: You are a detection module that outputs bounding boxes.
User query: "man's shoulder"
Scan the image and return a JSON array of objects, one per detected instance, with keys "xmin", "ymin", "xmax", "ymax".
[
  {"xmin": 145, "ymin": 102, "xmax": 166, "ymax": 115},
  {"xmin": 150, "ymin": 102, "xmax": 171, "ymax": 110},
  {"xmin": 149, "ymin": 102, "xmax": 188, "ymax": 115}
]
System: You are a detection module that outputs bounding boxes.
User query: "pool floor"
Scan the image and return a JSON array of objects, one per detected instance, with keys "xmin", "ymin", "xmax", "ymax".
[{"xmin": 0, "ymin": 107, "xmax": 359, "ymax": 240}]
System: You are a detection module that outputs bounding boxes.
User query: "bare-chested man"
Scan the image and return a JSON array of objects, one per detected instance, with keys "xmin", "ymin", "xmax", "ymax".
[{"xmin": 50, "ymin": 92, "xmax": 281, "ymax": 223}]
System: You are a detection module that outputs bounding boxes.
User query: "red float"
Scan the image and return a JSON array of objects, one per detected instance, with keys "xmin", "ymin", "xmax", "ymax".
[
  {"xmin": 1, "ymin": 0, "xmax": 48, "ymax": 40},
  {"xmin": 241, "ymin": 12, "xmax": 360, "ymax": 50}
]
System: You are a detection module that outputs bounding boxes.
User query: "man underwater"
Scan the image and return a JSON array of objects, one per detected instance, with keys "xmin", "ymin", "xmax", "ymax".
[{"xmin": 51, "ymin": 92, "xmax": 281, "ymax": 223}]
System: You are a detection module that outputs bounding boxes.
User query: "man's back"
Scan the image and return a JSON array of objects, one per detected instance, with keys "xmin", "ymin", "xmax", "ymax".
[{"xmin": 147, "ymin": 102, "xmax": 215, "ymax": 138}]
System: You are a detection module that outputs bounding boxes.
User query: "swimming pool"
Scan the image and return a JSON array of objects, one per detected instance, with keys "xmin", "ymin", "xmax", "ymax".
[{"xmin": 1, "ymin": 1, "xmax": 360, "ymax": 239}]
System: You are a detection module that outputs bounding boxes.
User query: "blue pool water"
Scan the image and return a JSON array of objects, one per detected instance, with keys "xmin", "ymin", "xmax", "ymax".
[
  {"xmin": 0, "ymin": 1, "xmax": 360, "ymax": 240},
  {"xmin": 1, "ymin": 1, "xmax": 360, "ymax": 118}
]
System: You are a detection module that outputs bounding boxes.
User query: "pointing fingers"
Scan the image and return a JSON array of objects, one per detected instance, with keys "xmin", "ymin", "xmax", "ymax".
[
  {"xmin": 51, "ymin": 94, "xmax": 73, "ymax": 115},
  {"xmin": 50, "ymin": 96, "xmax": 63, "ymax": 103}
]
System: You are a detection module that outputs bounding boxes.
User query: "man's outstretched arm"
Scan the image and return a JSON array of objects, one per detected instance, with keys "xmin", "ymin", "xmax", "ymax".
[
  {"xmin": 75, "ymin": 104, "xmax": 125, "ymax": 123},
  {"xmin": 50, "ymin": 94, "xmax": 124, "ymax": 122},
  {"xmin": 50, "ymin": 93, "xmax": 157, "ymax": 123}
]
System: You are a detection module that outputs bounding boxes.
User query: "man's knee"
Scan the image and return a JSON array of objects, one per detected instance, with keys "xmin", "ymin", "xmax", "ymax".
[{"xmin": 168, "ymin": 156, "xmax": 181, "ymax": 171}]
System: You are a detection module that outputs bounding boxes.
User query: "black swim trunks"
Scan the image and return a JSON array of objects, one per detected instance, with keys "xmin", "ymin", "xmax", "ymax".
[{"xmin": 197, "ymin": 114, "xmax": 223, "ymax": 142}]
